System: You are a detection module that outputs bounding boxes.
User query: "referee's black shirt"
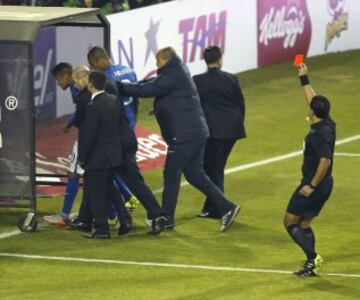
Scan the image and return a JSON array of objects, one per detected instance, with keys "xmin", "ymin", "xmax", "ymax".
[{"xmin": 301, "ymin": 117, "xmax": 336, "ymax": 184}]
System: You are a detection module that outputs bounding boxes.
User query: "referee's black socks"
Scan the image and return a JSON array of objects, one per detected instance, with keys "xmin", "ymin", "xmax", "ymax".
[
  {"xmin": 303, "ymin": 227, "xmax": 315, "ymax": 250},
  {"xmin": 287, "ymin": 224, "xmax": 316, "ymax": 260}
]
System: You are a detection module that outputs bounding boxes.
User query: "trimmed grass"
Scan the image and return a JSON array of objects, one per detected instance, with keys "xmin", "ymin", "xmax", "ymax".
[{"xmin": 1, "ymin": 50, "xmax": 360, "ymax": 300}]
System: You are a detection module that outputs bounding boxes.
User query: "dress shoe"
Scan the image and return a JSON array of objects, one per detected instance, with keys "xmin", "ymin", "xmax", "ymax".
[
  {"xmin": 118, "ymin": 223, "xmax": 132, "ymax": 235},
  {"xmin": 163, "ymin": 218, "xmax": 175, "ymax": 230},
  {"xmin": 67, "ymin": 219, "xmax": 92, "ymax": 233},
  {"xmin": 84, "ymin": 231, "xmax": 111, "ymax": 239},
  {"xmin": 220, "ymin": 206, "xmax": 241, "ymax": 232},
  {"xmin": 198, "ymin": 210, "xmax": 222, "ymax": 219},
  {"xmin": 148, "ymin": 215, "xmax": 168, "ymax": 235}
]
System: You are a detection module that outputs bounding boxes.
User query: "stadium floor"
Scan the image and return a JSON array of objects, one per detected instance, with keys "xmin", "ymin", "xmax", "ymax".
[{"xmin": 1, "ymin": 50, "xmax": 360, "ymax": 300}]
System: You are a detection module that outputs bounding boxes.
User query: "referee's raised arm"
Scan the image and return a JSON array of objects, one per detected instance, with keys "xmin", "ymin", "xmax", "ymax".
[{"xmin": 298, "ymin": 63, "xmax": 316, "ymax": 105}]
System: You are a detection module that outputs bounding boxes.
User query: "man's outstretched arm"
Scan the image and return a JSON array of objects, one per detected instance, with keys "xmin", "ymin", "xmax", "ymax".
[{"xmin": 298, "ymin": 63, "xmax": 316, "ymax": 105}]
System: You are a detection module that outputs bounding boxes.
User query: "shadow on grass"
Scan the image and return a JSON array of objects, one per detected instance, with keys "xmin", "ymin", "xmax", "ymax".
[{"xmin": 278, "ymin": 276, "xmax": 360, "ymax": 299}]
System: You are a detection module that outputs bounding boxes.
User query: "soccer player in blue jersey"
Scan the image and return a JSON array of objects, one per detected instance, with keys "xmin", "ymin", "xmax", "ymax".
[
  {"xmin": 87, "ymin": 46, "xmax": 138, "ymax": 129},
  {"xmin": 87, "ymin": 46, "xmax": 140, "ymax": 207},
  {"xmin": 43, "ymin": 63, "xmax": 83, "ymax": 225},
  {"xmin": 44, "ymin": 63, "xmax": 133, "ymax": 226}
]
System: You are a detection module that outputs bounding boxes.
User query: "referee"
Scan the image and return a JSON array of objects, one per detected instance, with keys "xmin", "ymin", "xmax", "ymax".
[{"xmin": 284, "ymin": 63, "xmax": 336, "ymax": 276}]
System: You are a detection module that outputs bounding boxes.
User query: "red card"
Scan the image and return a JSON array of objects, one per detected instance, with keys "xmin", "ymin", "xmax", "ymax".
[{"xmin": 293, "ymin": 54, "xmax": 304, "ymax": 67}]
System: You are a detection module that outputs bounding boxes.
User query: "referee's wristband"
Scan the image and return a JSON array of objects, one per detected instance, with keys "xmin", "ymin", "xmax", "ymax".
[
  {"xmin": 309, "ymin": 183, "xmax": 316, "ymax": 189},
  {"xmin": 299, "ymin": 75, "xmax": 310, "ymax": 86}
]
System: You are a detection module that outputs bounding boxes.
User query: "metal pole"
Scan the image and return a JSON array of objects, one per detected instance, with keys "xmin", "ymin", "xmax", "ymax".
[
  {"xmin": 28, "ymin": 42, "xmax": 37, "ymax": 212},
  {"xmin": 97, "ymin": 13, "xmax": 111, "ymax": 53}
]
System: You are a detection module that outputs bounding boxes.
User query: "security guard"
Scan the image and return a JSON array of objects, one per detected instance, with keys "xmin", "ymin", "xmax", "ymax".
[{"xmin": 193, "ymin": 46, "xmax": 246, "ymax": 219}]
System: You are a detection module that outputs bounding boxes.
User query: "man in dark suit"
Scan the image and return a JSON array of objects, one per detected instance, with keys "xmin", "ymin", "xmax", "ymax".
[
  {"xmin": 78, "ymin": 71, "xmax": 128, "ymax": 239},
  {"xmin": 63, "ymin": 67, "xmax": 132, "ymax": 236},
  {"xmin": 193, "ymin": 46, "xmax": 246, "ymax": 219},
  {"xmin": 119, "ymin": 47, "xmax": 241, "ymax": 232},
  {"xmin": 78, "ymin": 71, "xmax": 166, "ymax": 238}
]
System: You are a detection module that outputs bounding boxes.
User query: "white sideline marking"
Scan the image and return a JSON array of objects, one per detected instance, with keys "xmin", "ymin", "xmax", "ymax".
[
  {"xmin": 153, "ymin": 134, "xmax": 360, "ymax": 194},
  {"xmin": 334, "ymin": 152, "xmax": 360, "ymax": 157},
  {"xmin": 0, "ymin": 253, "xmax": 359, "ymax": 279},
  {"xmin": 1, "ymin": 134, "xmax": 360, "ymax": 239},
  {"xmin": 0, "ymin": 230, "xmax": 21, "ymax": 239}
]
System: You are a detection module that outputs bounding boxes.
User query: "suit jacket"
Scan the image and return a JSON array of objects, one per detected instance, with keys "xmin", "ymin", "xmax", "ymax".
[
  {"xmin": 71, "ymin": 88, "xmax": 91, "ymax": 128},
  {"xmin": 193, "ymin": 68, "xmax": 246, "ymax": 140},
  {"xmin": 122, "ymin": 56, "xmax": 209, "ymax": 145},
  {"xmin": 78, "ymin": 91, "xmax": 137, "ymax": 170},
  {"xmin": 69, "ymin": 79, "xmax": 118, "ymax": 129}
]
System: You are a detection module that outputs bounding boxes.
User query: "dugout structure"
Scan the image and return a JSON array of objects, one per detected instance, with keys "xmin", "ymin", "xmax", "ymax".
[{"xmin": 0, "ymin": 6, "xmax": 110, "ymax": 229}]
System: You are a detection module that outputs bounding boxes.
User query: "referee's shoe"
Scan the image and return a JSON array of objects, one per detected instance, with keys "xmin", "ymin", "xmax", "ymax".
[
  {"xmin": 220, "ymin": 206, "xmax": 241, "ymax": 232},
  {"xmin": 294, "ymin": 254, "xmax": 324, "ymax": 277}
]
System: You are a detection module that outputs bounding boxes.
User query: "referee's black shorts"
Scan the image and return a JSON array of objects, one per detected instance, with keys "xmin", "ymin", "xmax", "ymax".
[{"xmin": 287, "ymin": 176, "xmax": 333, "ymax": 218}]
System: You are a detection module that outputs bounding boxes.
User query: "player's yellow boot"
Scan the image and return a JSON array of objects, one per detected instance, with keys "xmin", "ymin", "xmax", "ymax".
[
  {"xmin": 294, "ymin": 254, "xmax": 324, "ymax": 277},
  {"xmin": 125, "ymin": 196, "xmax": 141, "ymax": 211},
  {"xmin": 108, "ymin": 217, "xmax": 119, "ymax": 228},
  {"xmin": 313, "ymin": 254, "xmax": 324, "ymax": 274}
]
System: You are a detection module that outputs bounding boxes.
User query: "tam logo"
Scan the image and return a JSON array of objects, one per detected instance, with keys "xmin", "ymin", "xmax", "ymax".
[
  {"xmin": 257, "ymin": 0, "xmax": 311, "ymax": 67},
  {"xmin": 179, "ymin": 11, "xmax": 227, "ymax": 64}
]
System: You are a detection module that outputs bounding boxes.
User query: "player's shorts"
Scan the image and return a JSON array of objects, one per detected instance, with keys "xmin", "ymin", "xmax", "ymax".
[
  {"xmin": 69, "ymin": 139, "xmax": 84, "ymax": 175},
  {"xmin": 287, "ymin": 176, "xmax": 333, "ymax": 219}
]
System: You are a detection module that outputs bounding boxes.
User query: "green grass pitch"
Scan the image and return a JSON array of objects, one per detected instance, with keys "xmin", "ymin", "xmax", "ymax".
[{"xmin": 1, "ymin": 50, "xmax": 360, "ymax": 300}]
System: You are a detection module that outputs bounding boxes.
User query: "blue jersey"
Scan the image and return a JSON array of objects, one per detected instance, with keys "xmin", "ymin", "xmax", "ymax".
[
  {"xmin": 105, "ymin": 65, "xmax": 138, "ymax": 130},
  {"xmin": 67, "ymin": 85, "xmax": 81, "ymax": 128},
  {"xmin": 70, "ymin": 85, "xmax": 80, "ymax": 100}
]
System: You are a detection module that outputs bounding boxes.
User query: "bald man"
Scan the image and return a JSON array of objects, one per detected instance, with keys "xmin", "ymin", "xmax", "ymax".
[
  {"xmin": 44, "ymin": 65, "xmax": 123, "ymax": 229},
  {"xmin": 119, "ymin": 47, "xmax": 241, "ymax": 232}
]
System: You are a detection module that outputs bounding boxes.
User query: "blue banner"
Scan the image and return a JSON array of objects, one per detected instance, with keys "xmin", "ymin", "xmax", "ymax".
[{"xmin": 33, "ymin": 27, "xmax": 57, "ymax": 120}]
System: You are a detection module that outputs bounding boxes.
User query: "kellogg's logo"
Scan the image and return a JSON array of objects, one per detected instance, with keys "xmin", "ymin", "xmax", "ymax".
[
  {"xmin": 259, "ymin": 6, "xmax": 306, "ymax": 49},
  {"xmin": 257, "ymin": 0, "xmax": 311, "ymax": 67},
  {"xmin": 325, "ymin": 0, "xmax": 349, "ymax": 50}
]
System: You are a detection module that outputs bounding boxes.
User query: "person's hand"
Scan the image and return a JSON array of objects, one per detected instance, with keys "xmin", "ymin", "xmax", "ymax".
[
  {"xmin": 298, "ymin": 63, "xmax": 308, "ymax": 76},
  {"xmin": 299, "ymin": 185, "xmax": 314, "ymax": 197}
]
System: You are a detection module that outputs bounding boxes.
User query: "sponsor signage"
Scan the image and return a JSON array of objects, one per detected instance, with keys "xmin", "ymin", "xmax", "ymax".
[
  {"xmin": 257, "ymin": 0, "xmax": 312, "ymax": 67},
  {"xmin": 36, "ymin": 118, "xmax": 167, "ymax": 174},
  {"xmin": 33, "ymin": 27, "xmax": 56, "ymax": 120},
  {"xmin": 107, "ymin": 0, "xmax": 257, "ymax": 79},
  {"xmin": 36, "ymin": 118, "xmax": 168, "ymax": 196},
  {"xmin": 325, "ymin": 0, "xmax": 349, "ymax": 50}
]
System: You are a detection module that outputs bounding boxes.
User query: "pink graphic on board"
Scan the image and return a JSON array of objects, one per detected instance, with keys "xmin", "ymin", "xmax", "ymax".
[
  {"xmin": 36, "ymin": 117, "xmax": 167, "ymax": 196},
  {"xmin": 325, "ymin": 0, "xmax": 348, "ymax": 50},
  {"xmin": 257, "ymin": 0, "xmax": 312, "ymax": 67}
]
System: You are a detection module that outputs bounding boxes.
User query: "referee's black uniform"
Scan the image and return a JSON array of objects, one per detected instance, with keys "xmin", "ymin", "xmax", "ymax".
[
  {"xmin": 285, "ymin": 63, "xmax": 335, "ymax": 276},
  {"xmin": 287, "ymin": 117, "xmax": 336, "ymax": 218}
]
